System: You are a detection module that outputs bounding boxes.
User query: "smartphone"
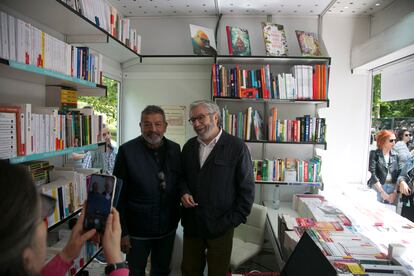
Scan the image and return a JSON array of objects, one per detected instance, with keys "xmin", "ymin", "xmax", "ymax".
[{"xmin": 84, "ymin": 174, "xmax": 117, "ymax": 233}]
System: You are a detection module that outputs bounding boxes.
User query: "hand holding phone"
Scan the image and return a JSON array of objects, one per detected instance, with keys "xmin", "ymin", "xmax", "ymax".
[{"xmin": 84, "ymin": 174, "xmax": 117, "ymax": 233}]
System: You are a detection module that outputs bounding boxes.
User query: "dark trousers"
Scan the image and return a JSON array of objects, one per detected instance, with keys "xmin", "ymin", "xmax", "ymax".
[
  {"xmin": 127, "ymin": 231, "xmax": 176, "ymax": 276},
  {"xmin": 181, "ymin": 228, "xmax": 234, "ymax": 276}
]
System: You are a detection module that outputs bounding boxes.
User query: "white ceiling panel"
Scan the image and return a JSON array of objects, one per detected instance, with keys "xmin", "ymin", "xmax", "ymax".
[
  {"xmin": 107, "ymin": 0, "xmax": 396, "ymax": 17},
  {"xmin": 218, "ymin": 0, "xmax": 330, "ymax": 16}
]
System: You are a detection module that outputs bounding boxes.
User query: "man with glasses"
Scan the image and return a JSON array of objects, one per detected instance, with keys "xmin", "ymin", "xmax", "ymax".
[
  {"xmin": 82, "ymin": 126, "xmax": 118, "ymax": 175},
  {"xmin": 113, "ymin": 105, "xmax": 181, "ymax": 276},
  {"xmin": 180, "ymin": 100, "xmax": 255, "ymax": 276}
]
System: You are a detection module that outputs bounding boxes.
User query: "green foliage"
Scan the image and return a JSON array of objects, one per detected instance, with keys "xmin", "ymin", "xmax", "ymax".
[
  {"xmin": 372, "ymin": 73, "xmax": 414, "ymax": 118},
  {"xmin": 78, "ymin": 77, "xmax": 118, "ymax": 140}
]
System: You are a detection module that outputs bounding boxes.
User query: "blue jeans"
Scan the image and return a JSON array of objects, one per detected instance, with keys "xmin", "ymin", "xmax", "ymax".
[
  {"xmin": 127, "ymin": 231, "xmax": 176, "ymax": 276},
  {"xmin": 376, "ymin": 183, "xmax": 396, "ymax": 205}
]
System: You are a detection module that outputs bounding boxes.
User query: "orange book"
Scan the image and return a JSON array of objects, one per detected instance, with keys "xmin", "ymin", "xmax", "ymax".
[{"xmin": 321, "ymin": 64, "xmax": 326, "ymax": 99}]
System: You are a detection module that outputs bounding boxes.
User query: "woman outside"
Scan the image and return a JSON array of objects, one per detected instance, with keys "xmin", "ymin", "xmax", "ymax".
[
  {"xmin": 394, "ymin": 128, "xmax": 414, "ymax": 164},
  {"xmin": 368, "ymin": 130, "xmax": 402, "ymax": 204}
]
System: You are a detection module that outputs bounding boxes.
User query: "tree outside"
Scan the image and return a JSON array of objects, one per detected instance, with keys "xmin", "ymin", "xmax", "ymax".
[
  {"xmin": 371, "ymin": 74, "xmax": 414, "ymax": 131},
  {"xmin": 78, "ymin": 77, "xmax": 119, "ymax": 143}
]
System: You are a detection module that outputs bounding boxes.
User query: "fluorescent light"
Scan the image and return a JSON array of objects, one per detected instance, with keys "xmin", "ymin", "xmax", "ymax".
[{"xmin": 375, "ymin": 3, "xmax": 380, "ymax": 6}]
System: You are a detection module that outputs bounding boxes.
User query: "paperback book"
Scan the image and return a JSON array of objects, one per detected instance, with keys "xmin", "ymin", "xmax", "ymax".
[
  {"xmin": 189, "ymin": 24, "xmax": 217, "ymax": 56},
  {"xmin": 295, "ymin": 30, "xmax": 322, "ymax": 56},
  {"xmin": 261, "ymin": 22, "xmax": 289, "ymax": 56},
  {"xmin": 226, "ymin": 26, "xmax": 251, "ymax": 56}
]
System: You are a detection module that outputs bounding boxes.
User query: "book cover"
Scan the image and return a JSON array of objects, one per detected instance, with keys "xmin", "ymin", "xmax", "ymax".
[
  {"xmin": 295, "ymin": 30, "xmax": 322, "ymax": 56},
  {"xmin": 189, "ymin": 24, "xmax": 217, "ymax": 56},
  {"xmin": 261, "ymin": 22, "xmax": 288, "ymax": 56},
  {"xmin": 226, "ymin": 26, "xmax": 251, "ymax": 56}
]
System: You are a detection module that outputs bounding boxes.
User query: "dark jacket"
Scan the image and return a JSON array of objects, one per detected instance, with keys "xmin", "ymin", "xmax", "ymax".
[
  {"xmin": 180, "ymin": 131, "xmax": 255, "ymax": 239},
  {"xmin": 368, "ymin": 149, "xmax": 401, "ymax": 188},
  {"xmin": 113, "ymin": 136, "xmax": 181, "ymax": 238}
]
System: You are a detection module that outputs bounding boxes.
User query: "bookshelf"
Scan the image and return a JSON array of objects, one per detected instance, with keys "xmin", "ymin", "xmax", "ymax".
[
  {"xmin": 9, "ymin": 142, "xmax": 106, "ymax": 164},
  {"xmin": 0, "ymin": 58, "xmax": 107, "ymax": 96},
  {"xmin": 0, "ymin": 0, "xmax": 140, "ymax": 63},
  {"xmin": 0, "ymin": 2, "xmax": 116, "ymax": 272},
  {"xmin": 212, "ymin": 56, "xmax": 330, "ymax": 203}
]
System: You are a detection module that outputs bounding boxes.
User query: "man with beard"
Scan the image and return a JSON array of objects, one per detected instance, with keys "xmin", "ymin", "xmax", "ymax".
[
  {"xmin": 113, "ymin": 105, "xmax": 181, "ymax": 276},
  {"xmin": 180, "ymin": 100, "xmax": 255, "ymax": 276}
]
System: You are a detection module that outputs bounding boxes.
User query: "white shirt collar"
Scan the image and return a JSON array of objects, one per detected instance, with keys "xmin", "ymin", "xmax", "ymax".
[{"xmin": 197, "ymin": 128, "xmax": 223, "ymax": 147}]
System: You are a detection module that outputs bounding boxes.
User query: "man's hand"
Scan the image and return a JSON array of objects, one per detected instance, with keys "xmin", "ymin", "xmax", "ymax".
[
  {"xmin": 60, "ymin": 207, "xmax": 96, "ymax": 262},
  {"xmin": 181, "ymin": 193, "xmax": 198, "ymax": 208},
  {"xmin": 102, "ymin": 208, "xmax": 123, "ymax": 264},
  {"xmin": 399, "ymin": 181, "xmax": 412, "ymax": 196},
  {"xmin": 121, "ymin": 235, "xmax": 132, "ymax": 254}
]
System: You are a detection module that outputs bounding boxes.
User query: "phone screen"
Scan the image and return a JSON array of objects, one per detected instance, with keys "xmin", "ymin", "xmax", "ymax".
[{"xmin": 84, "ymin": 174, "xmax": 116, "ymax": 232}]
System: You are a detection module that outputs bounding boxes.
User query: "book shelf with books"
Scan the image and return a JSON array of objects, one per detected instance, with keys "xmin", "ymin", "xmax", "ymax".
[
  {"xmin": 212, "ymin": 55, "xmax": 330, "ymax": 203},
  {"xmin": 0, "ymin": 3, "xmax": 119, "ymax": 272},
  {"xmin": 0, "ymin": 0, "xmax": 141, "ymax": 64},
  {"xmin": 9, "ymin": 142, "xmax": 106, "ymax": 164},
  {"xmin": 0, "ymin": 58, "xmax": 106, "ymax": 96}
]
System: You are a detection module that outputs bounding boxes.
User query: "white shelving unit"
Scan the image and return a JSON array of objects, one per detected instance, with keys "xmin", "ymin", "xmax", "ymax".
[
  {"xmin": 213, "ymin": 56, "xmax": 330, "ymax": 203},
  {"xmin": 1, "ymin": 0, "xmax": 140, "ymax": 64}
]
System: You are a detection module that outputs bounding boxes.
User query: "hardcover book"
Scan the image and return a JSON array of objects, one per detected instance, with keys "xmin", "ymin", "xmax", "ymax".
[
  {"xmin": 261, "ymin": 22, "xmax": 288, "ymax": 56},
  {"xmin": 295, "ymin": 30, "xmax": 322, "ymax": 56},
  {"xmin": 226, "ymin": 26, "xmax": 251, "ymax": 56},
  {"xmin": 189, "ymin": 24, "xmax": 217, "ymax": 56}
]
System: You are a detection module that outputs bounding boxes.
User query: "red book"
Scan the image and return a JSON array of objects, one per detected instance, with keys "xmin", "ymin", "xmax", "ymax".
[
  {"xmin": 226, "ymin": 26, "xmax": 233, "ymax": 55},
  {"xmin": 211, "ymin": 64, "xmax": 217, "ymax": 96},
  {"xmin": 0, "ymin": 106, "xmax": 24, "ymax": 156}
]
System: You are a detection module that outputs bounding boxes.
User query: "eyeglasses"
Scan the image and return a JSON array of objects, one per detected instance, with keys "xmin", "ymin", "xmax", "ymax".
[
  {"xmin": 389, "ymin": 139, "xmax": 396, "ymax": 143},
  {"xmin": 404, "ymin": 133, "xmax": 412, "ymax": 137},
  {"xmin": 188, "ymin": 113, "xmax": 210, "ymax": 125},
  {"xmin": 158, "ymin": 171, "xmax": 166, "ymax": 191}
]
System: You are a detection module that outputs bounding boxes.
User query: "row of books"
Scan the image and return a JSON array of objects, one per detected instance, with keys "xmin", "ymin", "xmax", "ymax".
[
  {"xmin": 253, "ymin": 157, "xmax": 321, "ymax": 183},
  {"xmin": 0, "ymin": 11, "xmax": 103, "ymax": 84},
  {"xmin": 40, "ymin": 167, "xmax": 100, "ymax": 227},
  {"xmin": 212, "ymin": 64, "xmax": 329, "ymax": 100},
  {"xmin": 0, "ymin": 103, "xmax": 103, "ymax": 158},
  {"xmin": 268, "ymin": 107, "xmax": 326, "ymax": 143},
  {"xmin": 22, "ymin": 160, "xmax": 54, "ymax": 186},
  {"xmin": 47, "ymin": 229, "xmax": 99, "ymax": 276},
  {"xmin": 221, "ymin": 106, "xmax": 326, "ymax": 143},
  {"xmin": 62, "ymin": 0, "xmax": 141, "ymax": 53}
]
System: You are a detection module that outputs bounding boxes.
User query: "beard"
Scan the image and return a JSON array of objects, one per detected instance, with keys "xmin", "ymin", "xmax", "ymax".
[
  {"xmin": 195, "ymin": 121, "xmax": 215, "ymax": 141},
  {"xmin": 143, "ymin": 132, "xmax": 163, "ymax": 145}
]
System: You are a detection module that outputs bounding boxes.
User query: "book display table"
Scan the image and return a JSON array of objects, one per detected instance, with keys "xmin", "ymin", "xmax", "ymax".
[{"xmin": 264, "ymin": 191, "xmax": 414, "ymax": 275}]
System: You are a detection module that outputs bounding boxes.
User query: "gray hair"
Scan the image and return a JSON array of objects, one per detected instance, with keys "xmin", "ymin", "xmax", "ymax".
[
  {"xmin": 141, "ymin": 105, "xmax": 167, "ymax": 123},
  {"xmin": 189, "ymin": 100, "xmax": 221, "ymax": 123}
]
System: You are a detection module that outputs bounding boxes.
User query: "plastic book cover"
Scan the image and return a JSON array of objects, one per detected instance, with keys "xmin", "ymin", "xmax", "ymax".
[
  {"xmin": 261, "ymin": 22, "xmax": 289, "ymax": 56},
  {"xmin": 226, "ymin": 26, "xmax": 251, "ymax": 56},
  {"xmin": 295, "ymin": 30, "xmax": 322, "ymax": 56},
  {"xmin": 189, "ymin": 24, "xmax": 217, "ymax": 56}
]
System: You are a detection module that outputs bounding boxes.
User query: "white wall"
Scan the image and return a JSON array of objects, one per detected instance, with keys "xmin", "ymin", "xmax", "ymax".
[
  {"xmin": 121, "ymin": 64, "xmax": 211, "ymax": 144},
  {"xmin": 371, "ymin": 0, "xmax": 414, "ymax": 36},
  {"xmin": 321, "ymin": 15, "xmax": 371, "ymax": 189}
]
